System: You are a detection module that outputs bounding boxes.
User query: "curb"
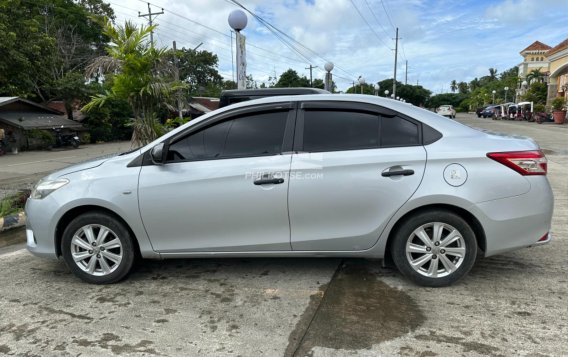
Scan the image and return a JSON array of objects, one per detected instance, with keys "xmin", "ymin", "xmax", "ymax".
[{"xmin": 0, "ymin": 211, "xmax": 26, "ymax": 232}]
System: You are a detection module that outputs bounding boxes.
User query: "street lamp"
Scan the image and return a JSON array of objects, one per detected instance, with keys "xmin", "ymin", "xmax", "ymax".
[
  {"xmin": 324, "ymin": 62, "xmax": 334, "ymax": 92},
  {"xmin": 492, "ymin": 90, "xmax": 496, "ymax": 104},
  {"xmin": 228, "ymin": 10, "xmax": 248, "ymax": 90},
  {"xmin": 374, "ymin": 84, "xmax": 380, "ymax": 96},
  {"xmin": 504, "ymin": 86, "xmax": 509, "ymax": 102},
  {"xmin": 358, "ymin": 76, "xmax": 365, "ymax": 94},
  {"xmin": 384, "ymin": 90, "xmax": 389, "ymax": 97}
]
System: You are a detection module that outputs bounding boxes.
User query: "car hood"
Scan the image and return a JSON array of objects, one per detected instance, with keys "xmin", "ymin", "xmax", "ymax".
[{"xmin": 48, "ymin": 154, "xmax": 117, "ymax": 179}]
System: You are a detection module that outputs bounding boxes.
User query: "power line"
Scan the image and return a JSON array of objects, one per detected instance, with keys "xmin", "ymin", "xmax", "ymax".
[
  {"xmin": 348, "ymin": 0, "xmax": 392, "ymax": 52},
  {"xmin": 112, "ymin": 1, "xmax": 311, "ymax": 68},
  {"xmin": 362, "ymin": 0, "xmax": 392, "ymax": 40},
  {"xmin": 120, "ymin": 0, "xmax": 358, "ymax": 84},
  {"xmin": 228, "ymin": 0, "xmax": 357, "ymax": 80},
  {"xmin": 379, "ymin": 0, "xmax": 396, "ymax": 30}
]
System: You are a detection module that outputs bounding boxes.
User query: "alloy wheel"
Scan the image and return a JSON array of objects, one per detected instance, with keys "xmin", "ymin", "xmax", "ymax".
[
  {"xmin": 405, "ymin": 222, "xmax": 466, "ymax": 278},
  {"xmin": 70, "ymin": 224, "xmax": 123, "ymax": 276}
]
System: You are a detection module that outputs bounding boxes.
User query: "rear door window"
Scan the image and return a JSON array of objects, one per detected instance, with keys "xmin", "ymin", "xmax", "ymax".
[
  {"xmin": 381, "ymin": 116, "xmax": 419, "ymax": 147},
  {"xmin": 302, "ymin": 110, "xmax": 379, "ymax": 152}
]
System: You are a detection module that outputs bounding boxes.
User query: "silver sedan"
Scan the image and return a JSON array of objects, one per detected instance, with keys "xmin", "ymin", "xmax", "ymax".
[{"xmin": 25, "ymin": 95, "xmax": 553, "ymax": 286}]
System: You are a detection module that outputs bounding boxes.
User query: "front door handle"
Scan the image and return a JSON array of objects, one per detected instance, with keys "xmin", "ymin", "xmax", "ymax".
[
  {"xmin": 382, "ymin": 169, "xmax": 414, "ymax": 177},
  {"xmin": 254, "ymin": 177, "xmax": 285, "ymax": 185}
]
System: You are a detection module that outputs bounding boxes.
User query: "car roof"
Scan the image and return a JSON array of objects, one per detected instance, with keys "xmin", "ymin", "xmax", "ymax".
[{"xmin": 220, "ymin": 88, "xmax": 330, "ymax": 97}]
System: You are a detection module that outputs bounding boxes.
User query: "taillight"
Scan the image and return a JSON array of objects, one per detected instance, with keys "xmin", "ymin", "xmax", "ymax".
[{"xmin": 487, "ymin": 150, "xmax": 547, "ymax": 175}]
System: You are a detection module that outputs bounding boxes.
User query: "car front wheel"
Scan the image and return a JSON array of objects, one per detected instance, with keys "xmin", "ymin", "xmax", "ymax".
[
  {"xmin": 61, "ymin": 212, "xmax": 135, "ymax": 284},
  {"xmin": 391, "ymin": 210, "xmax": 477, "ymax": 287}
]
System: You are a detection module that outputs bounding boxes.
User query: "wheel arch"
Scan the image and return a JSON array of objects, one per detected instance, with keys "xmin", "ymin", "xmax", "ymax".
[
  {"xmin": 55, "ymin": 205, "xmax": 141, "ymax": 259},
  {"xmin": 383, "ymin": 204, "xmax": 486, "ymax": 263}
]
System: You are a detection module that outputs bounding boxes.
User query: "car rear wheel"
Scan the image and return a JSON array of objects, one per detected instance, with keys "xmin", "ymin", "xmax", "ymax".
[
  {"xmin": 61, "ymin": 212, "xmax": 135, "ymax": 284},
  {"xmin": 391, "ymin": 210, "xmax": 477, "ymax": 287}
]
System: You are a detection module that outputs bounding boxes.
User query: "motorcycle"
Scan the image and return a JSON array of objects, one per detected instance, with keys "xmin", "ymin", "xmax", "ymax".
[{"xmin": 53, "ymin": 126, "xmax": 80, "ymax": 148}]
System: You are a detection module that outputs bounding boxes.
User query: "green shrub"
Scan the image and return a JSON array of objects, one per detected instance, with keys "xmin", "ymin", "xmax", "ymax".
[
  {"xmin": 0, "ymin": 190, "xmax": 30, "ymax": 217},
  {"xmin": 26, "ymin": 129, "xmax": 55, "ymax": 149},
  {"xmin": 551, "ymin": 97, "xmax": 566, "ymax": 111},
  {"xmin": 534, "ymin": 104, "xmax": 546, "ymax": 113}
]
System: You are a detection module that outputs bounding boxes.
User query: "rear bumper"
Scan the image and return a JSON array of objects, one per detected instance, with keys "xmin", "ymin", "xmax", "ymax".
[{"xmin": 472, "ymin": 177, "xmax": 553, "ymax": 257}]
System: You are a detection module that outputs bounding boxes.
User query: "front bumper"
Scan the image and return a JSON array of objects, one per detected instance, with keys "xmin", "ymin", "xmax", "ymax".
[{"xmin": 25, "ymin": 197, "xmax": 59, "ymax": 259}]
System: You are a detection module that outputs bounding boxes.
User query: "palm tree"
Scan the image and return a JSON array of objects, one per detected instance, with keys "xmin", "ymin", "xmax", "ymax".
[
  {"xmin": 450, "ymin": 80, "xmax": 457, "ymax": 93},
  {"xmin": 83, "ymin": 19, "xmax": 184, "ymax": 146},
  {"xmin": 526, "ymin": 68, "xmax": 544, "ymax": 84},
  {"xmin": 488, "ymin": 68, "xmax": 498, "ymax": 81}
]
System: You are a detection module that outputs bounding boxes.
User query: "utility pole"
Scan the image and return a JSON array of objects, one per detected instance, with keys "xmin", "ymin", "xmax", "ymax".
[
  {"xmin": 393, "ymin": 27, "xmax": 399, "ymax": 98},
  {"xmin": 138, "ymin": 3, "xmax": 163, "ymax": 47},
  {"xmin": 305, "ymin": 65, "xmax": 317, "ymax": 87},
  {"xmin": 405, "ymin": 60, "xmax": 408, "ymax": 85},
  {"xmin": 172, "ymin": 41, "xmax": 182, "ymax": 119}
]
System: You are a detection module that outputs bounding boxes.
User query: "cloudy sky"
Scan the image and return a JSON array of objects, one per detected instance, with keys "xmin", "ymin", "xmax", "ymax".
[{"xmin": 109, "ymin": 0, "xmax": 568, "ymax": 93}]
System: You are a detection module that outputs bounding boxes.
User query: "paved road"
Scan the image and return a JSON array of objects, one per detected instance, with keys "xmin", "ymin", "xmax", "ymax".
[
  {"xmin": 0, "ymin": 117, "xmax": 567, "ymax": 356},
  {"xmin": 0, "ymin": 141, "xmax": 133, "ymax": 193}
]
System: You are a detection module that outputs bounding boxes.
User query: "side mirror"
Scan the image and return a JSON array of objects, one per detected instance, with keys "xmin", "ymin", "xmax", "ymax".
[{"xmin": 150, "ymin": 143, "xmax": 165, "ymax": 165}]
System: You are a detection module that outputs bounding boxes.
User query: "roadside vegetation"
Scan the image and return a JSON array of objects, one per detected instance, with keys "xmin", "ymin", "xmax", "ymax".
[
  {"xmin": 438, "ymin": 67, "xmax": 548, "ymax": 112},
  {"xmin": 0, "ymin": 190, "xmax": 30, "ymax": 218}
]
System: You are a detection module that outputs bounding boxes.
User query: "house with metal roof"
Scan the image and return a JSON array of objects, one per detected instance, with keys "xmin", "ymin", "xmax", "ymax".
[{"xmin": 0, "ymin": 97, "xmax": 83, "ymax": 151}]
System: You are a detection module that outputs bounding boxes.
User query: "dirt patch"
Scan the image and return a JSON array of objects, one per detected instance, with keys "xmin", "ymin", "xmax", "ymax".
[{"xmin": 286, "ymin": 259, "xmax": 425, "ymax": 356}]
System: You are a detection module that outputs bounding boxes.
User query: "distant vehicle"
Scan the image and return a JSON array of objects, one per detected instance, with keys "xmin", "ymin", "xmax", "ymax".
[
  {"xmin": 475, "ymin": 107, "xmax": 485, "ymax": 118},
  {"xmin": 53, "ymin": 126, "xmax": 80, "ymax": 149},
  {"xmin": 436, "ymin": 105, "xmax": 456, "ymax": 118},
  {"xmin": 481, "ymin": 106, "xmax": 497, "ymax": 118},
  {"xmin": 219, "ymin": 88, "xmax": 329, "ymax": 108}
]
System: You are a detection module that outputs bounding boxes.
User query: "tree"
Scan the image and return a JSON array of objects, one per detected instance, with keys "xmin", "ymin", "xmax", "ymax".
[
  {"xmin": 0, "ymin": 0, "xmax": 114, "ymax": 102},
  {"xmin": 375, "ymin": 79, "xmax": 431, "ymax": 106},
  {"xmin": 457, "ymin": 82, "xmax": 468, "ymax": 94},
  {"xmin": 83, "ymin": 20, "xmax": 184, "ymax": 146},
  {"xmin": 167, "ymin": 48, "xmax": 223, "ymax": 96},
  {"xmin": 526, "ymin": 69, "xmax": 544, "ymax": 84},
  {"xmin": 522, "ymin": 82, "xmax": 547, "ymax": 105},
  {"xmin": 246, "ymin": 75, "xmax": 258, "ymax": 89},
  {"xmin": 346, "ymin": 82, "xmax": 375, "ymax": 95},
  {"xmin": 427, "ymin": 93, "xmax": 468, "ymax": 110},
  {"xmin": 488, "ymin": 68, "xmax": 498, "ymax": 81},
  {"xmin": 275, "ymin": 69, "xmax": 310, "ymax": 88},
  {"xmin": 450, "ymin": 80, "xmax": 458, "ymax": 93},
  {"xmin": 312, "ymin": 78, "xmax": 325, "ymax": 89}
]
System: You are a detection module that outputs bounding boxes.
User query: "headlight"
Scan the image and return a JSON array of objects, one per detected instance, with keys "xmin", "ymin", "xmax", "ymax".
[{"xmin": 30, "ymin": 179, "xmax": 69, "ymax": 199}]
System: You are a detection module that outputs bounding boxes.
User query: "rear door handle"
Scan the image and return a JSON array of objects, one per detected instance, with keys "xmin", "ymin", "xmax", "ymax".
[
  {"xmin": 381, "ymin": 169, "xmax": 414, "ymax": 177},
  {"xmin": 254, "ymin": 178, "xmax": 285, "ymax": 185}
]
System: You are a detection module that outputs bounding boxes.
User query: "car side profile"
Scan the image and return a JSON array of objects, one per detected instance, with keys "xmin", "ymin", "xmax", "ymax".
[{"xmin": 26, "ymin": 95, "xmax": 553, "ymax": 287}]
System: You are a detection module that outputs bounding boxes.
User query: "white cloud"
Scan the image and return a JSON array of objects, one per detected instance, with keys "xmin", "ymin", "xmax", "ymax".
[{"xmin": 109, "ymin": 0, "xmax": 568, "ymax": 93}]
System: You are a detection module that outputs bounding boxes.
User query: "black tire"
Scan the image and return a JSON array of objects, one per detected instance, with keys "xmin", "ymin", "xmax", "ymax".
[
  {"xmin": 72, "ymin": 140, "xmax": 79, "ymax": 148},
  {"xmin": 61, "ymin": 211, "xmax": 135, "ymax": 284},
  {"xmin": 391, "ymin": 210, "xmax": 477, "ymax": 287}
]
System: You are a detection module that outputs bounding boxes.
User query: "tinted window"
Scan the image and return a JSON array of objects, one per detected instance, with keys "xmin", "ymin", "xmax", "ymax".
[
  {"xmin": 303, "ymin": 110, "xmax": 379, "ymax": 152},
  {"xmin": 381, "ymin": 116, "xmax": 419, "ymax": 147},
  {"xmin": 168, "ymin": 111, "xmax": 287, "ymax": 161},
  {"xmin": 223, "ymin": 111, "xmax": 287, "ymax": 158}
]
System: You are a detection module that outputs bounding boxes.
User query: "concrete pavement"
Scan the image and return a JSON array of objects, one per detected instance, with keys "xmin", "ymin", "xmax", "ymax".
[
  {"xmin": 0, "ymin": 141, "xmax": 133, "ymax": 192},
  {"xmin": 0, "ymin": 116, "xmax": 567, "ymax": 356}
]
